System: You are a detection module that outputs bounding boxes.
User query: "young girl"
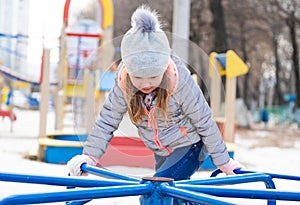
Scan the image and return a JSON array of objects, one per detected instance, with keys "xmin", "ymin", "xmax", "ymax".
[{"xmin": 67, "ymin": 6, "xmax": 242, "ymax": 179}]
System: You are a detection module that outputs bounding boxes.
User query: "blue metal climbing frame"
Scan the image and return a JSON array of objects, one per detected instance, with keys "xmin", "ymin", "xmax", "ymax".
[{"xmin": 0, "ymin": 164, "xmax": 300, "ymax": 205}]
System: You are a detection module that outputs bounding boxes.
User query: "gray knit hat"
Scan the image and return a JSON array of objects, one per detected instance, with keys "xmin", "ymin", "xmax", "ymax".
[{"xmin": 121, "ymin": 6, "xmax": 171, "ymax": 78}]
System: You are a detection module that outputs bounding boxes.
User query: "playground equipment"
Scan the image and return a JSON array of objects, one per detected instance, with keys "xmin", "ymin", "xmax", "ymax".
[
  {"xmin": 0, "ymin": 109, "xmax": 16, "ymax": 121},
  {"xmin": 55, "ymin": 0, "xmax": 114, "ymax": 131},
  {"xmin": 39, "ymin": 134, "xmax": 155, "ymax": 168},
  {"xmin": 38, "ymin": 133, "xmax": 88, "ymax": 164},
  {"xmin": 1, "ymin": 165, "xmax": 300, "ymax": 204},
  {"xmin": 37, "ymin": 0, "xmax": 115, "ymax": 161},
  {"xmin": 0, "ymin": 21, "xmax": 58, "ymax": 132},
  {"xmin": 206, "ymin": 50, "xmax": 248, "ymax": 169},
  {"xmin": 36, "ymin": 0, "xmax": 159, "ymax": 170},
  {"xmin": 209, "ymin": 50, "xmax": 249, "ymax": 142},
  {"xmin": 255, "ymin": 94, "xmax": 297, "ymax": 125},
  {"xmin": 0, "ymin": 86, "xmax": 16, "ymax": 122}
]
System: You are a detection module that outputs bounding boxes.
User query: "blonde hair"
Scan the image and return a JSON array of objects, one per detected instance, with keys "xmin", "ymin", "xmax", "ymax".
[{"xmin": 125, "ymin": 74, "xmax": 169, "ymax": 124}]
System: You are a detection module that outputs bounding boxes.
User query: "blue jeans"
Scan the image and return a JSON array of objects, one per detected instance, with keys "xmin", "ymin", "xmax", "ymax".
[{"xmin": 154, "ymin": 141, "xmax": 205, "ymax": 180}]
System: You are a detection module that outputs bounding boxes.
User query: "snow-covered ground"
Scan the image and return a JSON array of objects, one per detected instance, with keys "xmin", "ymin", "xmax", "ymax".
[{"xmin": 0, "ymin": 108, "xmax": 300, "ymax": 204}]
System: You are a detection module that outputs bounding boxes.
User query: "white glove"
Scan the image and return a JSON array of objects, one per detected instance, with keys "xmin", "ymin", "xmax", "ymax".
[
  {"xmin": 67, "ymin": 154, "xmax": 97, "ymax": 176},
  {"xmin": 217, "ymin": 158, "xmax": 244, "ymax": 175}
]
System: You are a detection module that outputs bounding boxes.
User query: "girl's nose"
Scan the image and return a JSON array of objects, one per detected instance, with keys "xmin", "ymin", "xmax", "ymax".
[{"xmin": 140, "ymin": 80, "xmax": 151, "ymax": 88}]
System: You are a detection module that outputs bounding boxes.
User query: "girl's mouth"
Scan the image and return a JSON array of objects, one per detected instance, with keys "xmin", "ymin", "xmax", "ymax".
[{"xmin": 141, "ymin": 87, "xmax": 153, "ymax": 93}]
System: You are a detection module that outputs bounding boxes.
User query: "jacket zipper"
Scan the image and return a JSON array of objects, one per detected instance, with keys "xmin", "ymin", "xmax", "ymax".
[{"xmin": 144, "ymin": 106, "xmax": 163, "ymax": 149}]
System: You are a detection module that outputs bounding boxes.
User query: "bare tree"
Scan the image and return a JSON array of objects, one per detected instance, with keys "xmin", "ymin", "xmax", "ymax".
[
  {"xmin": 209, "ymin": 0, "xmax": 228, "ymax": 52},
  {"xmin": 261, "ymin": 2, "xmax": 286, "ymax": 105},
  {"xmin": 273, "ymin": 0, "xmax": 300, "ymax": 109}
]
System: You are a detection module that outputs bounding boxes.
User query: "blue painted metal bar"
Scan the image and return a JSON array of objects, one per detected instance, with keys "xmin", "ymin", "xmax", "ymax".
[
  {"xmin": 174, "ymin": 184, "xmax": 300, "ymax": 202},
  {"xmin": 235, "ymin": 169, "xmax": 300, "ymax": 181},
  {"xmin": 176, "ymin": 172, "xmax": 276, "ymax": 189},
  {"xmin": 1, "ymin": 167, "xmax": 300, "ymax": 205},
  {"xmin": 0, "ymin": 46, "xmax": 27, "ymax": 59},
  {"xmin": 0, "ymin": 33, "xmax": 29, "ymax": 39},
  {"xmin": 0, "ymin": 33, "xmax": 29, "ymax": 58},
  {"xmin": 66, "ymin": 200, "xmax": 91, "ymax": 205},
  {"xmin": 211, "ymin": 169, "xmax": 300, "ymax": 186},
  {"xmin": 81, "ymin": 164, "xmax": 140, "ymax": 182},
  {"xmin": 0, "ymin": 184, "xmax": 151, "ymax": 205},
  {"xmin": 210, "ymin": 168, "xmax": 234, "ymax": 177},
  {"xmin": 160, "ymin": 183, "xmax": 236, "ymax": 205},
  {"xmin": 0, "ymin": 172, "xmax": 138, "ymax": 187}
]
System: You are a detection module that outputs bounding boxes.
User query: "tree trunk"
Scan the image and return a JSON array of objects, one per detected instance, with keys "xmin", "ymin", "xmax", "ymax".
[
  {"xmin": 209, "ymin": 0, "xmax": 228, "ymax": 52},
  {"xmin": 287, "ymin": 14, "xmax": 300, "ymax": 109},
  {"xmin": 209, "ymin": 0, "xmax": 228, "ymax": 93},
  {"xmin": 240, "ymin": 22, "xmax": 250, "ymax": 108},
  {"xmin": 272, "ymin": 33, "xmax": 284, "ymax": 105}
]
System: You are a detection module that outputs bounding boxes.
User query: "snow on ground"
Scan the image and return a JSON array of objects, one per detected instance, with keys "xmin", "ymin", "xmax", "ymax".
[{"xmin": 0, "ymin": 108, "xmax": 300, "ymax": 204}]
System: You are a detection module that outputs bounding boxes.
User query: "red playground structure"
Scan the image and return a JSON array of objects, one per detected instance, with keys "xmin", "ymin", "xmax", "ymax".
[{"xmin": 0, "ymin": 109, "xmax": 16, "ymax": 121}]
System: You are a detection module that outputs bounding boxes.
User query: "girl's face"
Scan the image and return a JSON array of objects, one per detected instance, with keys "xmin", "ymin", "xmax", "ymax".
[{"xmin": 129, "ymin": 74, "xmax": 164, "ymax": 94}]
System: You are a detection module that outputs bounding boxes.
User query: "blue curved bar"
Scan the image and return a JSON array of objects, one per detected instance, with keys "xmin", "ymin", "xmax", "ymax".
[
  {"xmin": 0, "ymin": 172, "xmax": 138, "ymax": 187},
  {"xmin": 160, "ymin": 183, "xmax": 235, "ymax": 205},
  {"xmin": 81, "ymin": 164, "xmax": 140, "ymax": 182},
  {"xmin": 0, "ymin": 184, "xmax": 151, "ymax": 205},
  {"xmin": 173, "ymin": 184, "xmax": 300, "ymax": 202},
  {"xmin": 176, "ymin": 172, "xmax": 276, "ymax": 189}
]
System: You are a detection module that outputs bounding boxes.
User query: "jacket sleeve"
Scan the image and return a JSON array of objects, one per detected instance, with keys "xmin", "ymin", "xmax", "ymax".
[
  {"xmin": 83, "ymin": 74, "xmax": 128, "ymax": 158},
  {"xmin": 174, "ymin": 58, "xmax": 230, "ymax": 166}
]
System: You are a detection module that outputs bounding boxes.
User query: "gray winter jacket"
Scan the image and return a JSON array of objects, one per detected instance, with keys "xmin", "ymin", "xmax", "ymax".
[{"xmin": 83, "ymin": 56, "xmax": 230, "ymax": 166}]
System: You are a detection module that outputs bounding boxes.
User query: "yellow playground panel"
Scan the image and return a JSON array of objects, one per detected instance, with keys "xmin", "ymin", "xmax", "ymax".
[
  {"xmin": 199, "ymin": 50, "xmax": 249, "ymax": 169},
  {"xmin": 209, "ymin": 50, "xmax": 248, "ymax": 142}
]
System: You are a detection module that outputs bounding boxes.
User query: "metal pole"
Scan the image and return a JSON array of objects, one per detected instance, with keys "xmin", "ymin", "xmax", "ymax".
[
  {"xmin": 0, "ymin": 171, "xmax": 138, "ymax": 187},
  {"xmin": 172, "ymin": 185, "xmax": 300, "ymax": 203},
  {"xmin": 160, "ymin": 183, "xmax": 235, "ymax": 205},
  {"xmin": 140, "ymin": 177, "xmax": 174, "ymax": 205},
  {"xmin": 177, "ymin": 172, "xmax": 276, "ymax": 189},
  {"xmin": 82, "ymin": 164, "xmax": 140, "ymax": 182},
  {"xmin": 172, "ymin": 0, "xmax": 190, "ymax": 63}
]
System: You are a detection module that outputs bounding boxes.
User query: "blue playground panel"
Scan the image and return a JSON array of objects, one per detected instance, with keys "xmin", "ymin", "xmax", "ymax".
[
  {"xmin": 45, "ymin": 146, "xmax": 82, "ymax": 164},
  {"xmin": 215, "ymin": 53, "xmax": 227, "ymax": 69},
  {"xmin": 1, "ymin": 165, "xmax": 300, "ymax": 205},
  {"xmin": 44, "ymin": 134, "xmax": 88, "ymax": 164}
]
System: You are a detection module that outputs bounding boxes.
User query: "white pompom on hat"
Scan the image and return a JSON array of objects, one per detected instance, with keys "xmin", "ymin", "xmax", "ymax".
[{"xmin": 121, "ymin": 5, "xmax": 171, "ymax": 78}]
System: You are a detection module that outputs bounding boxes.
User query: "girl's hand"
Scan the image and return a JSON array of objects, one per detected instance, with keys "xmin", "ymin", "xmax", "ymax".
[
  {"xmin": 67, "ymin": 154, "xmax": 97, "ymax": 176},
  {"xmin": 217, "ymin": 158, "xmax": 244, "ymax": 175}
]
